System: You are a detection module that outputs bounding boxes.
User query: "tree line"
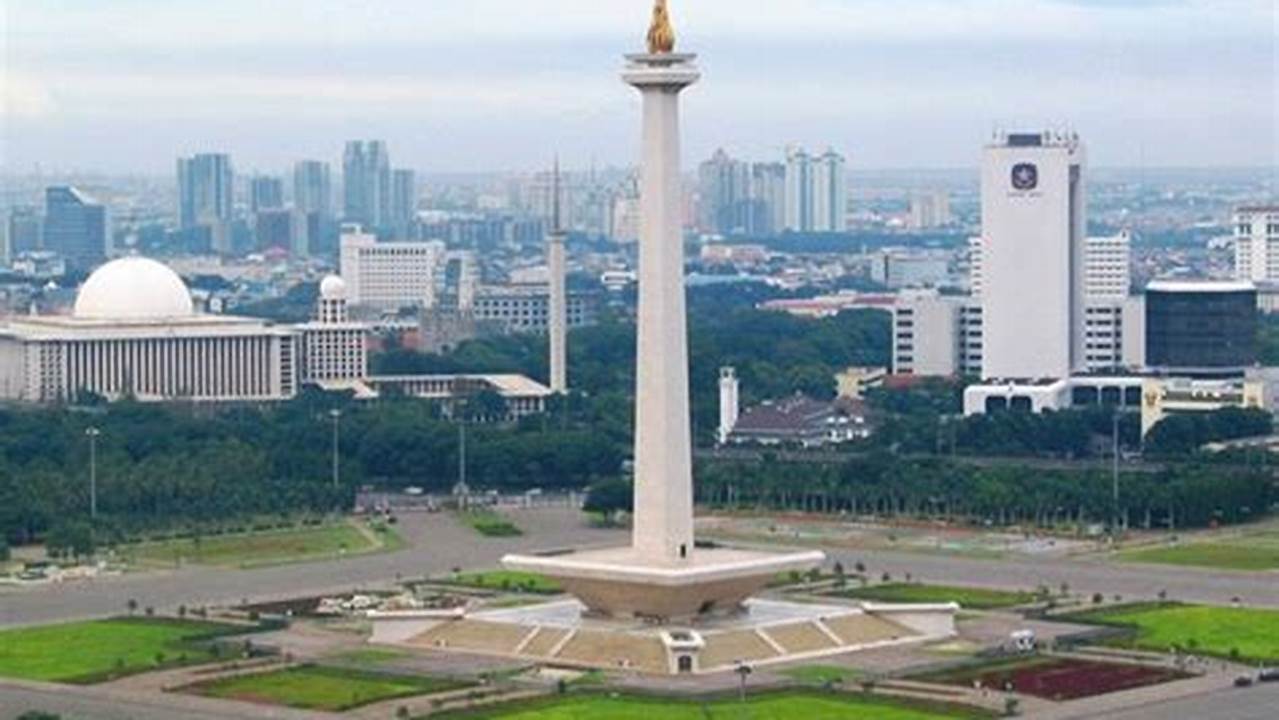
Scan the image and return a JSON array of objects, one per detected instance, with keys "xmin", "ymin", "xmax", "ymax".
[{"xmin": 695, "ymin": 454, "xmax": 1273, "ymax": 531}]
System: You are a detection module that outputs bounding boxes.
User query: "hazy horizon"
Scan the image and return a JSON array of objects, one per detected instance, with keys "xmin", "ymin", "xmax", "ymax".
[{"xmin": 3, "ymin": 0, "xmax": 1277, "ymax": 175}]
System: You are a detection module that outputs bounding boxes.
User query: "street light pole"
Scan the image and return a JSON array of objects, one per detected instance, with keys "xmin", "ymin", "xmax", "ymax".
[
  {"xmin": 1112, "ymin": 411, "xmax": 1121, "ymax": 540},
  {"xmin": 329, "ymin": 409, "xmax": 342, "ymax": 491},
  {"xmin": 85, "ymin": 427, "xmax": 101, "ymax": 519}
]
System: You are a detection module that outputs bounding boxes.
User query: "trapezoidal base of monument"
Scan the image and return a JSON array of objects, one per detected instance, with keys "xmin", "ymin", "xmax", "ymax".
[{"xmin": 502, "ymin": 546, "xmax": 826, "ymax": 623}]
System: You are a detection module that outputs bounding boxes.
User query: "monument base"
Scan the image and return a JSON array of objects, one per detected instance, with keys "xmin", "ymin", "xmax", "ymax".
[
  {"xmin": 373, "ymin": 597, "xmax": 959, "ymax": 676},
  {"xmin": 501, "ymin": 546, "xmax": 825, "ymax": 622}
]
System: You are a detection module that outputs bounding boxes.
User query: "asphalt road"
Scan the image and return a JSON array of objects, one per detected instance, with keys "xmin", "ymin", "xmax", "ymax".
[
  {"xmin": 3, "ymin": 508, "xmax": 1278, "ymax": 720},
  {"xmin": 0, "ymin": 507, "xmax": 619, "ymax": 628},
  {"xmin": 0, "ymin": 679, "xmax": 326, "ymax": 720},
  {"xmin": 1089, "ymin": 682, "xmax": 1279, "ymax": 720},
  {"xmin": 821, "ymin": 546, "xmax": 1279, "ymax": 608},
  {"xmin": 4, "ymin": 508, "xmax": 1278, "ymax": 629}
]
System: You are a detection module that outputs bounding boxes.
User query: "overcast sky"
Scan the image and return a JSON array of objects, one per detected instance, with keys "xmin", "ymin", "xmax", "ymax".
[{"xmin": 2, "ymin": 0, "xmax": 1276, "ymax": 175}]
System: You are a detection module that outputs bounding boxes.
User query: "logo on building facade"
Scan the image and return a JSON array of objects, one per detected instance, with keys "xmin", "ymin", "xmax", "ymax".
[{"xmin": 1011, "ymin": 163, "xmax": 1039, "ymax": 191}]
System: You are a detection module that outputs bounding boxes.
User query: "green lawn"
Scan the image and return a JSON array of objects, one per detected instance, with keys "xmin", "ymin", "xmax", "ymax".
[
  {"xmin": 434, "ymin": 691, "xmax": 986, "ymax": 719},
  {"xmin": 1118, "ymin": 535, "xmax": 1279, "ymax": 571},
  {"xmin": 1064, "ymin": 603, "xmax": 1279, "ymax": 664},
  {"xmin": 122, "ymin": 521, "xmax": 393, "ymax": 568},
  {"xmin": 0, "ymin": 618, "xmax": 247, "ymax": 683},
  {"xmin": 449, "ymin": 570, "xmax": 561, "ymax": 594},
  {"xmin": 190, "ymin": 665, "xmax": 471, "ymax": 711},
  {"xmin": 460, "ymin": 511, "xmax": 523, "ymax": 538},
  {"xmin": 831, "ymin": 583, "xmax": 1036, "ymax": 610}
]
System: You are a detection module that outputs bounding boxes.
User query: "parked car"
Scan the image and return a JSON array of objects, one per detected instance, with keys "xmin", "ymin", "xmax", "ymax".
[
  {"xmin": 1233, "ymin": 675, "xmax": 1255, "ymax": 688},
  {"xmin": 1258, "ymin": 668, "xmax": 1279, "ymax": 683}
]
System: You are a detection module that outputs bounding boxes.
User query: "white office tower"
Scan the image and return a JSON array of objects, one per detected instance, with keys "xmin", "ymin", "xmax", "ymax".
[
  {"xmin": 1234, "ymin": 206, "xmax": 1279, "ymax": 282},
  {"xmin": 547, "ymin": 165, "xmax": 569, "ymax": 394},
  {"xmin": 338, "ymin": 225, "xmax": 444, "ymax": 311},
  {"xmin": 717, "ymin": 366, "xmax": 739, "ymax": 444},
  {"xmin": 980, "ymin": 131, "xmax": 1087, "ymax": 380}
]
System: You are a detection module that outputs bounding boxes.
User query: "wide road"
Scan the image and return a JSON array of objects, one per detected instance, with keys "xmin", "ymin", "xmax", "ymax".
[
  {"xmin": 821, "ymin": 545, "xmax": 1279, "ymax": 608},
  {"xmin": 5, "ymin": 509, "xmax": 1279, "ymax": 629},
  {"xmin": 1090, "ymin": 682, "xmax": 1279, "ymax": 720},
  {"xmin": 0, "ymin": 507, "xmax": 618, "ymax": 628}
]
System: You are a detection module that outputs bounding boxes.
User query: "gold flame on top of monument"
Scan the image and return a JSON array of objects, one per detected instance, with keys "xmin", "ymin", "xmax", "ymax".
[{"xmin": 647, "ymin": 0, "xmax": 676, "ymax": 54}]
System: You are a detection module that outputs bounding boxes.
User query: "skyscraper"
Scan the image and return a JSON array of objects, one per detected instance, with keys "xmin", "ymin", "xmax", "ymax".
[
  {"xmin": 697, "ymin": 149, "xmax": 751, "ymax": 235},
  {"xmin": 43, "ymin": 187, "xmax": 107, "ymax": 271},
  {"xmin": 342, "ymin": 141, "xmax": 391, "ymax": 230},
  {"xmin": 785, "ymin": 147, "xmax": 847, "ymax": 233},
  {"xmin": 1233, "ymin": 205, "xmax": 1279, "ymax": 282},
  {"xmin": 979, "ymin": 130, "xmax": 1087, "ymax": 380},
  {"xmin": 811, "ymin": 149, "xmax": 848, "ymax": 233},
  {"xmin": 750, "ymin": 162, "xmax": 787, "ymax": 236},
  {"xmin": 249, "ymin": 176, "xmax": 284, "ymax": 214},
  {"xmin": 293, "ymin": 160, "xmax": 333, "ymax": 218},
  {"xmin": 390, "ymin": 168, "xmax": 417, "ymax": 240},
  {"xmin": 177, "ymin": 153, "xmax": 234, "ymax": 254},
  {"xmin": 5, "ymin": 206, "xmax": 43, "ymax": 260}
]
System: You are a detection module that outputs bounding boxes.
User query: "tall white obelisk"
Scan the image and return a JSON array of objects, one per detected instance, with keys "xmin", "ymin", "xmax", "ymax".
[
  {"xmin": 547, "ymin": 162, "xmax": 568, "ymax": 394},
  {"xmin": 624, "ymin": 0, "xmax": 699, "ymax": 565}
]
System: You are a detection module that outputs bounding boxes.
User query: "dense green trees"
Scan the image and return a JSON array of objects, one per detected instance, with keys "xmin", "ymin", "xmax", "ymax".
[
  {"xmin": 1144, "ymin": 408, "xmax": 1273, "ymax": 457},
  {"xmin": 0, "ymin": 392, "xmax": 624, "ymax": 547},
  {"xmin": 696, "ymin": 455, "xmax": 1273, "ymax": 531}
]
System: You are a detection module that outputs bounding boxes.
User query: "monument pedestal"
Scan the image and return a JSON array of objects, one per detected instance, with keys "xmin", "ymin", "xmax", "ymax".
[{"xmin": 503, "ymin": 546, "xmax": 824, "ymax": 622}]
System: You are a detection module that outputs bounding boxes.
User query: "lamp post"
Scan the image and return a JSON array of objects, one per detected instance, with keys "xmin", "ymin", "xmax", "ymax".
[
  {"xmin": 85, "ymin": 427, "xmax": 101, "ymax": 519},
  {"xmin": 329, "ymin": 409, "xmax": 342, "ymax": 491},
  {"xmin": 1112, "ymin": 411, "xmax": 1121, "ymax": 542}
]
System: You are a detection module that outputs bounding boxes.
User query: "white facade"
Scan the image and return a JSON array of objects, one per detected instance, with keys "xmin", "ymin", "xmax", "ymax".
[
  {"xmin": 980, "ymin": 131, "xmax": 1087, "ymax": 380},
  {"xmin": 1234, "ymin": 206, "xmax": 1279, "ymax": 282},
  {"xmin": 785, "ymin": 147, "xmax": 847, "ymax": 233},
  {"xmin": 0, "ymin": 258, "xmax": 296, "ymax": 403},
  {"xmin": 717, "ymin": 366, "xmax": 739, "ymax": 445},
  {"xmin": 339, "ymin": 226, "xmax": 445, "ymax": 311},
  {"xmin": 892, "ymin": 290, "xmax": 968, "ymax": 377},
  {"xmin": 970, "ymin": 226, "xmax": 1132, "ymax": 374},
  {"xmin": 297, "ymin": 276, "xmax": 369, "ymax": 386},
  {"xmin": 622, "ymin": 51, "xmax": 700, "ymax": 565},
  {"xmin": 909, "ymin": 191, "xmax": 952, "ymax": 230},
  {"xmin": 1085, "ymin": 231, "xmax": 1132, "ymax": 301}
]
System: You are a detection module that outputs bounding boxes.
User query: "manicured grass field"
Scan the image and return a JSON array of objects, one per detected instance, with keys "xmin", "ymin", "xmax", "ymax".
[
  {"xmin": 450, "ymin": 570, "xmax": 561, "ymax": 594},
  {"xmin": 434, "ymin": 691, "xmax": 987, "ymax": 719},
  {"xmin": 1118, "ymin": 534, "xmax": 1279, "ymax": 571},
  {"xmin": 460, "ymin": 511, "xmax": 523, "ymax": 538},
  {"xmin": 831, "ymin": 583, "xmax": 1036, "ymax": 610},
  {"xmin": 1063, "ymin": 603, "xmax": 1279, "ymax": 664},
  {"xmin": 0, "ymin": 618, "xmax": 246, "ymax": 683},
  {"xmin": 190, "ymin": 665, "xmax": 471, "ymax": 711},
  {"xmin": 123, "ymin": 521, "xmax": 393, "ymax": 568}
]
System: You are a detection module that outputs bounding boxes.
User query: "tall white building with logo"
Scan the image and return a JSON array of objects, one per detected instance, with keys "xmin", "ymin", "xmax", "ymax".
[{"xmin": 979, "ymin": 131, "xmax": 1087, "ymax": 380}]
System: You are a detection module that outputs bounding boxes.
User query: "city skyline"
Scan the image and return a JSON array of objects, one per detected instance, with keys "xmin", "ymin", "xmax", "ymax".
[{"xmin": 3, "ymin": 0, "xmax": 1276, "ymax": 174}]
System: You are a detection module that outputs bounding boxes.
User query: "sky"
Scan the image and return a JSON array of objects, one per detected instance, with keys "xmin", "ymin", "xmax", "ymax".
[{"xmin": 1, "ymin": 0, "xmax": 1276, "ymax": 175}]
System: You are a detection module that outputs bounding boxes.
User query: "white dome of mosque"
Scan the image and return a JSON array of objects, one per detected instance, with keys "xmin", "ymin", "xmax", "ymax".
[
  {"xmin": 73, "ymin": 257, "xmax": 195, "ymax": 321},
  {"xmin": 319, "ymin": 275, "xmax": 347, "ymax": 300}
]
